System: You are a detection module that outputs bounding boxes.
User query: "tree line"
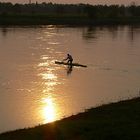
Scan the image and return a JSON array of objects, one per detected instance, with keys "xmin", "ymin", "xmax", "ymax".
[
  {"xmin": 0, "ymin": 2, "xmax": 140, "ymax": 25},
  {"xmin": 0, "ymin": 2, "xmax": 140, "ymax": 18}
]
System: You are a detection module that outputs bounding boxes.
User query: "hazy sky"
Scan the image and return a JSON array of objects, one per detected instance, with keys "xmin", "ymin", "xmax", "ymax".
[{"xmin": 1, "ymin": 0, "xmax": 140, "ymax": 5}]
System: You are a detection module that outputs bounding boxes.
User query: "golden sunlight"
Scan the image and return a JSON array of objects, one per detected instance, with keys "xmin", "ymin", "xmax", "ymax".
[
  {"xmin": 39, "ymin": 73, "xmax": 57, "ymax": 80},
  {"xmin": 41, "ymin": 97, "xmax": 56, "ymax": 123},
  {"xmin": 37, "ymin": 57, "xmax": 60, "ymax": 123},
  {"xmin": 38, "ymin": 62, "xmax": 49, "ymax": 67}
]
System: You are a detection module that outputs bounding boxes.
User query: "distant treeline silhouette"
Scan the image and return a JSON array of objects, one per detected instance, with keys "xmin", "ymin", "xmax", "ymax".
[{"xmin": 0, "ymin": 2, "xmax": 140, "ymax": 25}]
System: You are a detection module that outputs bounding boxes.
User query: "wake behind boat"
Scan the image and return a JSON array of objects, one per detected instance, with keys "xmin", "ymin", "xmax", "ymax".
[{"xmin": 55, "ymin": 61, "xmax": 87, "ymax": 68}]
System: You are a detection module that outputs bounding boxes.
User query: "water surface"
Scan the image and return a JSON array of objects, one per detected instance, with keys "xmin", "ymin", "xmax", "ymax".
[{"xmin": 0, "ymin": 25, "xmax": 140, "ymax": 133}]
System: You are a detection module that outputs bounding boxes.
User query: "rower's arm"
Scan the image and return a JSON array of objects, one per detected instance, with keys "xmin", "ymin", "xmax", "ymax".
[{"xmin": 63, "ymin": 57, "xmax": 68, "ymax": 61}]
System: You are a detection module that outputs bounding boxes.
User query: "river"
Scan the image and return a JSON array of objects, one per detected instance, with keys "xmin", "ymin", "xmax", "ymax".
[{"xmin": 0, "ymin": 25, "xmax": 140, "ymax": 133}]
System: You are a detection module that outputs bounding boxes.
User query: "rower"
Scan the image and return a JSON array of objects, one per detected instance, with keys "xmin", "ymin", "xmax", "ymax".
[{"xmin": 63, "ymin": 54, "xmax": 73, "ymax": 65}]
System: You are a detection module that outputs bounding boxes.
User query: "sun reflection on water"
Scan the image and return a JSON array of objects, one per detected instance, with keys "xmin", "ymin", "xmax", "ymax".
[
  {"xmin": 38, "ymin": 56, "xmax": 60, "ymax": 123},
  {"xmin": 41, "ymin": 97, "xmax": 56, "ymax": 123},
  {"xmin": 41, "ymin": 73, "xmax": 57, "ymax": 80}
]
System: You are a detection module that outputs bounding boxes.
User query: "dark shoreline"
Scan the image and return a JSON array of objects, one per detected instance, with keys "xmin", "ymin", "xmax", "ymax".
[
  {"xmin": 0, "ymin": 15, "xmax": 140, "ymax": 26},
  {"xmin": 0, "ymin": 97, "xmax": 140, "ymax": 140},
  {"xmin": 1, "ymin": 2, "xmax": 140, "ymax": 26}
]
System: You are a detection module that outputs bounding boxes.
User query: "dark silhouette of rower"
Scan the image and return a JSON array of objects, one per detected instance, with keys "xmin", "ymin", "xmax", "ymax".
[{"xmin": 63, "ymin": 54, "xmax": 73, "ymax": 66}]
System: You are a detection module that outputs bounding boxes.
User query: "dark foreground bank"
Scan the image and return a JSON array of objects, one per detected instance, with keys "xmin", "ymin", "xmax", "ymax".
[{"xmin": 0, "ymin": 97, "xmax": 140, "ymax": 140}]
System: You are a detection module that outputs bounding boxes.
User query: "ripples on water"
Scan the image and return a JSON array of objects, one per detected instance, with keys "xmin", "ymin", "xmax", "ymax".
[{"xmin": 0, "ymin": 25, "xmax": 140, "ymax": 133}]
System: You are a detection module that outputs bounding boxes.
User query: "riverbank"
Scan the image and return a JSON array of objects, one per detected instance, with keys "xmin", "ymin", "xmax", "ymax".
[
  {"xmin": 0, "ymin": 97, "xmax": 140, "ymax": 140},
  {"xmin": 0, "ymin": 14, "xmax": 140, "ymax": 25},
  {"xmin": 1, "ymin": 3, "xmax": 140, "ymax": 25}
]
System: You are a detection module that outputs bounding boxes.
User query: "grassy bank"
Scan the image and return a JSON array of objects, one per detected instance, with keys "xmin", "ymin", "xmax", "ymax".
[{"xmin": 0, "ymin": 97, "xmax": 140, "ymax": 140}]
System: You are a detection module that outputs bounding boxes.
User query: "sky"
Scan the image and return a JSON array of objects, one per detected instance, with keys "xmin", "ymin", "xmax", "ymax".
[{"xmin": 1, "ymin": 0, "xmax": 140, "ymax": 5}]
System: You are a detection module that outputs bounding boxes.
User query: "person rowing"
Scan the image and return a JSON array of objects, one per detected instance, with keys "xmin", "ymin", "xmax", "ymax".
[{"xmin": 63, "ymin": 53, "xmax": 73, "ymax": 65}]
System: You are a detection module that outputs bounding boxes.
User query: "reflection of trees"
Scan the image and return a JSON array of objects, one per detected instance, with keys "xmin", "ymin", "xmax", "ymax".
[
  {"xmin": 128, "ymin": 25, "xmax": 140, "ymax": 42},
  {"xmin": 129, "ymin": 26, "xmax": 134, "ymax": 41},
  {"xmin": 82, "ymin": 25, "xmax": 140, "ymax": 44},
  {"xmin": 105, "ymin": 26, "xmax": 119, "ymax": 39},
  {"xmin": 1, "ymin": 27, "xmax": 8, "ymax": 37},
  {"xmin": 82, "ymin": 26, "xmax": 97, "ymax": 40},
  {"xmin": 82, "ymin": 26, "xmax": 119, "ymax": 41}
]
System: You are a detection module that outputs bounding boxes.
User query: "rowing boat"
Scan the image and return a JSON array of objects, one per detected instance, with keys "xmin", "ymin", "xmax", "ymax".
[{"xmin": 55, "ymin": 61, "xmax": 87, "ymax": 67}]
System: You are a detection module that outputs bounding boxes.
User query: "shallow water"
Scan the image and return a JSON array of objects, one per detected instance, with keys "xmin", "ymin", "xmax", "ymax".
[{"xmin": 0, "ymin": 25, "xmax": 140, "ymax": 133}]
